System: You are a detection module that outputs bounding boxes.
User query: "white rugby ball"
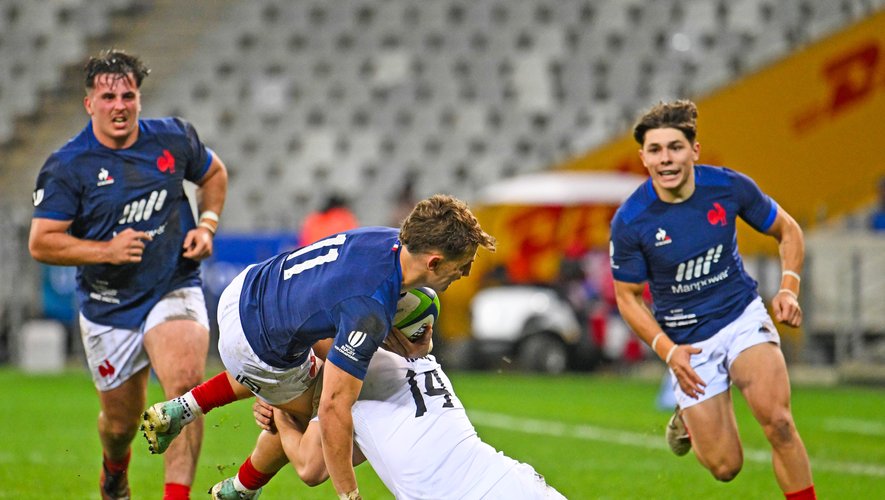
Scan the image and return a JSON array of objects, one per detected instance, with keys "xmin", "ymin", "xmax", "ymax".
[{"xmin": 394, "ymin": 287, "xmax": 440, "ymax": 341}]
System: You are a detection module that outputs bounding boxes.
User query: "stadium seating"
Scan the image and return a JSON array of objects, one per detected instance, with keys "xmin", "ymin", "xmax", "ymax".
[
  {"xmin": 0, "ymin": 0, "xmax": 146, "ymax": 143},
  {"xmin": 1, "ymin": 0, "xmax": 881, "ymax": 229}
]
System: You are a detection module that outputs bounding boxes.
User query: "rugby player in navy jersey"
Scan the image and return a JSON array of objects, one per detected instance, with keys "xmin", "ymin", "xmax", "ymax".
[
  {"xmin": 29, "ymin": 50, "xmax": 228, "ymax": 500},
  {"xmin": 141, "ymin": 194, "xmax": 496, "ymax": 500},
  {"xmin": 610, "ymin": 100, "xmax": 815, "ymax": 500}
]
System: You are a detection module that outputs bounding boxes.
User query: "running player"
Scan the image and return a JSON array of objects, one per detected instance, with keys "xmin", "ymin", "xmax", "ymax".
[
  {"xmin": 610, "ymin": 100, "xmax": 815, "ymax": 499},
  {"xmin": 142, "ymin": 195, "xmax": 496, "ymax": 500},
  {"xmin": 29, "ymin": 50, "xmax": 228, "ymax": 500}
]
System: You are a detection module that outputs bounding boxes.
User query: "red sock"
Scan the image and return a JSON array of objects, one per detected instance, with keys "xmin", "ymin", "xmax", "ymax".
[
  {"xmin": 238, "ymin": 456, "xmax": 276, "ymax": 490},
  {"xmin": 785, "ymin": 485, "xmax": 816, "ymax": 500},
  {"xmin": 191, "ymin": 371, "xmax": 237, "ymax": 413},
  {"xmin": 164, "ymin": 482, "xmax": 190, "ymax": 500},
  {"xmin": 102, "ymin": 449, "xmax": 130, "ymax": 475}
]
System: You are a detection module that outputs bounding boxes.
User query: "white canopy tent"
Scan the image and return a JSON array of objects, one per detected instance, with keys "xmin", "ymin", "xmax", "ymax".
[{"xmin": 476, "ymin": 171, "xmax": 647, "ymax": 206}]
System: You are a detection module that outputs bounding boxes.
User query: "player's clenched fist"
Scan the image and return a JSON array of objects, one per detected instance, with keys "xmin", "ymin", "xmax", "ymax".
[
  {"xmin": 772, "ymin": 290, "xmax": 803, "ymax": 327},
  {"xmin": 182, "ymin": 226, "xmax": 214, "ymax": 260}
]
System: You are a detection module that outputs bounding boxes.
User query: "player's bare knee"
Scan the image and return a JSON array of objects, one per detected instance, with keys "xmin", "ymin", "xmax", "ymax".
[
  {"xmin": 709, "ymin": 462, "xmax": 742, "ymax": 482},
  {"xmin": 162, "ymin": 370, "xmax": 205, "ymax": 396},
  {"xmin": 702, "ymin": 452, "xmax": 742, "ymax": 483},
  {"xmin": 294, "ymin": 461, "xmax": 328, "ymax": 487},
  {"xmin": 100, "ymin": 417, "xmax": 138, "ymax": 445},
  {"xmin": 762, "ymin": 412, "xmax": 796, "ymax": 447}
]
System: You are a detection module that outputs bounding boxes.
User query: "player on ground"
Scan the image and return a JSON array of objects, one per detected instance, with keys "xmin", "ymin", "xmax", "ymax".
[
  {"xmin": 141, "ymin": 195, "xmax": 496, "ymax": 500},
  {"xmin": 210, "ymin": 347, "xmax": 565, "ymax": 499},
  {"xmin": 29, "ymin": 50, "xmax": 228, "ymax": 500},
  {"xmin": 609, "ymin": 100, "xmax": 815, "ymax": 499}
]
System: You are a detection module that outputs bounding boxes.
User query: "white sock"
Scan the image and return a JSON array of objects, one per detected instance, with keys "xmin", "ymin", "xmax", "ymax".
[
  {"xmin": 171, "ymin": 392, "xmax": 203, "ymax": 425},
  {"xmin": 233, "ymin": 475, "xmax": 256, "ymax": 493}
]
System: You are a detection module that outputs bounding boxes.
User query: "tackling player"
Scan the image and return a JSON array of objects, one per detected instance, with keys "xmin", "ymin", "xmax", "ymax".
[
  {"xmin": 211, "ymin": 347, "xmax": 565, "ymax": 499},
  {"xmin": 610, "ymin": 100, "xmax": 815, "ymax": 499},
  {"xmin": 29, "ymin": 50, "xmax": 228, "ymax": 500},
  {"xmin": 141, "ymin": 195, "xmax": 496, "ymax": 500}
]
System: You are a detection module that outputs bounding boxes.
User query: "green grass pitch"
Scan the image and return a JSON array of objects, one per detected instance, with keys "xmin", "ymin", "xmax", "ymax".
[{"xmin": 0, "ymin": 367, "xmax": 882, "ymax": 499}]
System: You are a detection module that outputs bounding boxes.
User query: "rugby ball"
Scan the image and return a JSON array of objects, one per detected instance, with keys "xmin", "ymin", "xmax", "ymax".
[{"xmin": 394, "ymin": 287, "xmax": 440, "ymax": 341}]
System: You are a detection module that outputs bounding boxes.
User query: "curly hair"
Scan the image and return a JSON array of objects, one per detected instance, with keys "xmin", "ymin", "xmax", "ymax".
[
  {"xmin": 400, "ymin": 194, "xmax": 496, "ymax": 259},
  {"xmin": 84, "ymin": 49, "xmax": 150, "ymax": 90},
  {"xmin": 633, "ymin": 99, "xmax": 698, "ymax": 145}
]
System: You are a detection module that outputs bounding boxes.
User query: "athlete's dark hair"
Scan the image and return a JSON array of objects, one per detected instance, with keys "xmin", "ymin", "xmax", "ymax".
[
  {"xmin": 633, "ymin": 99, "xmax": 698, "ymax": 145},
  {"xmin": 84, "ymin": 49, "xmax": 150, "ymax": 90}
]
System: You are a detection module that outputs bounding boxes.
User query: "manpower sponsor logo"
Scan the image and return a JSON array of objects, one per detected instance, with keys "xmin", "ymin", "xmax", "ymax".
[
  {"xmin": 672, "ymin": 268, "xmax": 730, "ymax": 294},
  {"xmin": 674, "ymin": 245, "xmax": 724, "ymax": 283}
]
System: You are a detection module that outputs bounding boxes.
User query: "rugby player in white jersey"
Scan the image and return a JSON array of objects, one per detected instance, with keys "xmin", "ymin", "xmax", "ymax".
[{"xmin": 214, "ymin": 345, "xmax": 566, "ymax": 499}]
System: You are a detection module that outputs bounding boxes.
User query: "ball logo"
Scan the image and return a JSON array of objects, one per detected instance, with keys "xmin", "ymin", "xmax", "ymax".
[
  {"xmin": 156, "ymin": 149, "xmax": 175, "ymax": 174},
  {"xmin": 707, "ymin": 202, "xmax": 727, "ymax": 226},
  {"xmin": 348, "ymin": 330, "xmax": 367, "ymax": 348},
  {"xmin": 32, "ymin": 189, "xmax": 44, "ymax": 207}
]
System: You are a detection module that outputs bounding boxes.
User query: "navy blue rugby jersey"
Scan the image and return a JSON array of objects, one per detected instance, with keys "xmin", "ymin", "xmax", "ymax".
[
  {"xmin": 610, "ymin": 165, "xmax": 778, "ymax": 344},
  {"xmin": 32, "ymin": 118, "xmax": 213, "ymax": 329},
  {"xmin": 238, "ymin": 227, "xmax": 404, "ymax": 380}
]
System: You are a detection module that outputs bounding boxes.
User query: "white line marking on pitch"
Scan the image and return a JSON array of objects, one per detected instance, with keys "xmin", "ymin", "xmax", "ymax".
[
  {"xmin": 823, "ymin": 418, "xmax": 885, "ymax": 437},
  {"xmin": 468, "ymin": 410, "xmax": 885, "ymax": 477}
]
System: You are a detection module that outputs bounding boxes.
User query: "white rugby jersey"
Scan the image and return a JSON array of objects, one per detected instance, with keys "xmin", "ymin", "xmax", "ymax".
[{"xmin": 354, "ymin": 350, "xmax": 519, "ymax": 499}]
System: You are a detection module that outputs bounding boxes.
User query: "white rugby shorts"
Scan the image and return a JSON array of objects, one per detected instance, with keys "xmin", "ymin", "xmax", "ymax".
[
  {"xmin": 670, "ymin": 296, "xmax": 780, "ymax": 409},
  {"xmin": 485, "ymin": 463, "xmax": 567, "ymax": 499},
  {"xmin": 217, "ymin": 265, "xmax": 319, "ymax": 405},
  {"xmin": 79, "ymin": 286, "xmax": 209, "ymax": 392}
]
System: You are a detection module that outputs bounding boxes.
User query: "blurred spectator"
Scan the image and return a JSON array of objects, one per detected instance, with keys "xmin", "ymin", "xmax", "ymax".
[
  {"xmin": 554, "ymin": 241, "xmax": 594, "ymax": 321},
  {"xmin": 479, "ymin": 263, "xmax": 513, "ymax": 288},
  {"xmin": 299, "ymin": 193, "xmax": 359, "ymax": 246},
  {"xmin": 869, "ymin": 176, "xmax": 885, "ymax": 231}
]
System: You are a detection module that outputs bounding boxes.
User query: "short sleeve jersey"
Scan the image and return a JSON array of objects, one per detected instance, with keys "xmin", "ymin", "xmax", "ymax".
[
  {"xmin": 238, "ymin": 227, "xmax": 403, "ymax": 380},
  {"xmin": 353, "ymin": 350, "xmax": 517, "ymax": 499},
  {"xmin": 32, "ymin": 118, "xmax": 213, "ymax": 329},
  {"xmin": 610, "ymin": 165, "xmax": 778, "ymax": 344}
]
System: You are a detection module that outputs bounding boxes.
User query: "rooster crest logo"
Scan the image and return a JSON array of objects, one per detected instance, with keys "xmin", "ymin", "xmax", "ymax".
[
  {"xmin": 707, "ymin": 202, "xmax": 727, "ymax": 226},
  {"xmin": 97, "ymin": 168, "xmax": 115, "ymax": 186},
  {"xmin": 654, "ymin": 228, "xmax": 672, "ymax": 247},
  {"xmin": 157, "ymin": 150, "xmax": 175, "ymax": 173}
]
